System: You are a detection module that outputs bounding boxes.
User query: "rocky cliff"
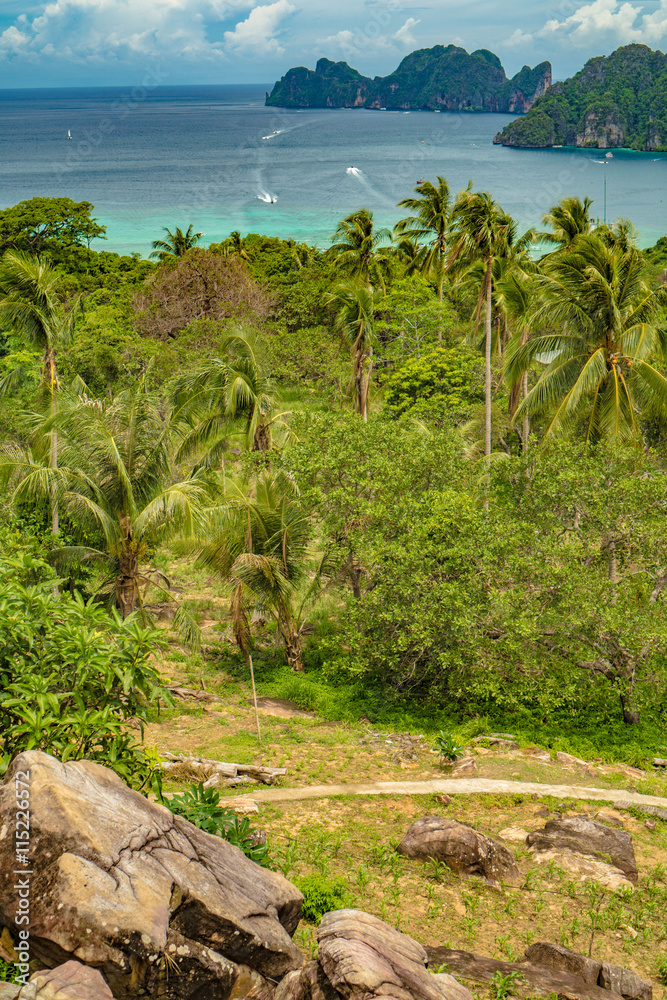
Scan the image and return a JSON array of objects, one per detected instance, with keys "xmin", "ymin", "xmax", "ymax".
[
  {"xmin": 266, "ymin": 46, "xmax": 551, "ymax": 113},
  {"xmin": 495, "ymin": 44, "xmax": 667, "ymax": 150}
]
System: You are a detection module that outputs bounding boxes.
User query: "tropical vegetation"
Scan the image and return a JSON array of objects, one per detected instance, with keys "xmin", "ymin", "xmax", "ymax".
[{"xmin": 2, "ymin": 180, "xmax": 667, "ymax": 800}]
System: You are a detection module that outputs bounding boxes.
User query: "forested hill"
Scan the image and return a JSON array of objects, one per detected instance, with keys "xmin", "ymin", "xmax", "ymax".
[
  {"xmin": 265, "ymin": 46, "xmax": 551, "ymax": 113},
  {"xmin": 495, "ymin": 44, "xmax": 667, "ymax": 150}
]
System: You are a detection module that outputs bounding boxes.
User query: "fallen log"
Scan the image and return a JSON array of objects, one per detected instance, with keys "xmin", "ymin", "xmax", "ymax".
[{"xmin": 160, "ymin": 753, "xmax": 287, "ymax": 786}]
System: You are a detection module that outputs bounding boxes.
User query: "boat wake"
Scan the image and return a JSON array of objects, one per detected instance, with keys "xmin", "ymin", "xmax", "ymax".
[
  {"xmin": 257, "ymin": 190, "xmax": 278, "ymax": 204},
  {"xmin": 262, "ymin": 129, "xmax": 285, "ymax": 140},
  {"xmin": 346, "ymin": 167, "xmax": 363, "ymax": 179}
]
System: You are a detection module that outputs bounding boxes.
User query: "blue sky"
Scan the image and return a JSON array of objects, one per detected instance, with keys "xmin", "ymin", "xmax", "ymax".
[{"xmin": 1, "ymin": 0, "xmax": 667, "ymax": 89}]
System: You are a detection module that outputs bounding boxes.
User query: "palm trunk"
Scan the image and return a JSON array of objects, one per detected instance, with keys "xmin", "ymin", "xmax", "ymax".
[
  {"xmin": 484, "ymin": 263, "xmax": 493, "ymax": 459},
  {"xmin": 362, "ymin": 347, "xmax": 372, "ymax": 423},
  {"xmin": 46, "ymin": 349, "xmax": 59, "ymax": 536},
  {"xmin": 521, "ymin": 372, "xmax": 530, "ymax": 453},
  {"xmin": 116, "ymin": 515, "xmax": 140, "ymax": 619},
  {"xmin": 437, "ymin": 275, "xmax": 444, "ymax": 342}
]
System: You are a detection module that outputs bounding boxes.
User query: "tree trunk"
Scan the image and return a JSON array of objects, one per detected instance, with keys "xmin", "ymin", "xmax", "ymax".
[
  {"xmin": 437, "ymin": 275, "xmax": 443, "ymax": 342},
  {"xmin": 521, "ymin": 372, "xmax": 530, "ymax": 453},
  {"xmin": 253, "ymin": 420, "xmax": 271, "ymax": 452},
  {"xmin": 606, "ymin": 532, "xmax": 618, "ymax": 606},
  {"xmin": 484, "ymin": 262, "xmax": 493, "ymax": 459},
  {"xmin": 115, "ymin": 515, "xmax": 140, "ymax": 619},
  {"xmin": 46, "ymin": 348, "xmax": 59, "ymax": 536},
  {"xmin": 619, "ymin": 693, "xmax": 640, "ymax": 726},
  {"xmin": 362, "ymin": 347, "xmax": 372, "ymax": 424},
  {"xmin": 284, "ymin": 628, "xmax": 304, "ymax": 672}
]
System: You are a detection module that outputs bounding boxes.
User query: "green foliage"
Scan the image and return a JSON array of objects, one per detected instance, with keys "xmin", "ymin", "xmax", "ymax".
[
  {"xmin": 382, "ymin": 346, "xmax": 484, "ymax": 425},
  {"xmin": 0, "ymin": 196, "xmax": 106, "ymax": 260},
  {"xmin": 165, "ymin": 782, "xmax": 269, "ymax": 865},
  {"xmin": 296, "ymin": 872, "xmax": 349, "ymax": 923},
  {"xmin": 267, "ymin": 46, "xmax": 548, "ymax": 113},
  {"xmin": 657, "ymin": 954, "xmax": 667, "ymax": 985},
  {"xmin": 489, "ymin": 971, "xmax": 525, "ymax": 1000},
  {"xmin": 0, "ymin": 959, "xmax": 14, "ymax": 983},
  {"xmin": 434, "ymin": 731, "xmax": 465, "ymax": 762},
  {"xmin": 0, "ymin": 535, "xmax": 167, "ymax": 790},
  {"xmin": 497, "ymin": 44, "xmax": 667, "ymax": 150}
]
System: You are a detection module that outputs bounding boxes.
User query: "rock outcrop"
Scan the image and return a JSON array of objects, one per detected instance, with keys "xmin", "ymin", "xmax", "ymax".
[
  {"xmin": 526, "ymin": 815, "xmax": 638, "ymax": 884},
  {"xmin": 277, "ymin": 910, "xmax": 473, "ymax": 1000},
  {"xmin": 495, "ymin": 43, "xmax": 667, "ymax": 150},
  {"xmin": 396, "ymin": 817, "xmax": 520, "ymax": 884},
  {"xmin": 425, "ymin": 945, "xmax": 651, "ymax": 1000},
  {"xmin": 0, "ymin": 752, "xmax": 303, "ymax": 999},
  {"xmin": 267, "ymin": 46, "xmax": 551, "ymax": 113}
]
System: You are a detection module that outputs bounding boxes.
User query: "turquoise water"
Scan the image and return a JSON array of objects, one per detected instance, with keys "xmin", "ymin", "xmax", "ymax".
[{"xmin": 1, "ymin": 84, "xmax": 666, "ymax": 254}]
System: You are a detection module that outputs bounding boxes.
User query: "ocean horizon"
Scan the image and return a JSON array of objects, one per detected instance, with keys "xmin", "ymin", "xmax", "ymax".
[{"xmin": 1, "ymin": 84, "xmax": 665, "ymax": 254}]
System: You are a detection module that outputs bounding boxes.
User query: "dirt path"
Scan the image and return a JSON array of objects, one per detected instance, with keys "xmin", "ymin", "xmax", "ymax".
[{"xmin": 250, "ymin": 776, "xmax": 667, "ymax": 809}]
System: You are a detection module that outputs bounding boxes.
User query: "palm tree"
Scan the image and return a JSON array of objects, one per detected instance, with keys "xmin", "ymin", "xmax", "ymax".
[
  {"xmin": 328, "ymin": 209, "xmax": 393, "ymax": 288},
  {"xmin": 394, "ymin": 177, "xmax": 453, "ymax": 323},
  {"xmin": 0, "ymin": 378, "xmax": 210, "ymax": 629},
  {"xmin": 150, "ymin": 224, "xmax": 203, "ymax": 261},
  {"xmin": 199, "ymin": 471, "xmax": 323, "ymax": 672},
  {"xmin": 0, "ymin": 251, "xmax": 79, "ymax": 535},
  {"xmin": 172, "ymin": 329, "xmax": 288, "ymax": 464},
  {"xmin": 506, "ymin": 233, "xmax": 667, "ymax": 443},
  {"xmin": 222, "ymin": 230, "xmax": 250, "ymax": 261},
  {"xmin": 538, "ymin": 196, "xmax": 593, "ymax": 249},
  {"xmin": 325, "ymin": 283, "xmax": 381, "ymax": 422},
  {"xmin": 449, "ymin": 190, "xmax": 517, "ymax": 460}
]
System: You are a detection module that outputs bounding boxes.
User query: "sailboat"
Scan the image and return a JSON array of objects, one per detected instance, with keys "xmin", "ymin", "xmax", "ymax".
[{"xmin": 67, "ymin": 130, "xmax": 72, "ymax": 140}]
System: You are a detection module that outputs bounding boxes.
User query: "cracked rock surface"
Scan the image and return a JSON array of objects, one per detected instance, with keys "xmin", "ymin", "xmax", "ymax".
[
  {"xmin": 396, "ymin": 817, "xmax": 520, "ymax": 884},
  {"xmin": 276, "ymin": 910, "xmax": 473, "ymax": 1000},
  {"xmin": 0, "ymin": 752, "xmax": 303, "ymax": 999}
]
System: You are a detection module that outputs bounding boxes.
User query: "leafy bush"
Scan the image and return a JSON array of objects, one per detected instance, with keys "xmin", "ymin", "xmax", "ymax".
[
  {"xmin": 434, "ymin": 731, "xmax": 465, "ymax": 762},
  {"xmin": 0, "ymin": 541, "xmax": 167, "ymax": 792},
  {"xmin": 382, "ymin": 346, "xmax": 484, "ymax": 425},
  {"xmin": 166, "ymin": 783, "xmax": 269, "ymax": 865},
  {"xmin": 0, "ymin": 959, "xmax": 14, "ymax": 983},
  {"xmin": 296, "ymin": 873, "xmax": 349, "ymax": 923}
]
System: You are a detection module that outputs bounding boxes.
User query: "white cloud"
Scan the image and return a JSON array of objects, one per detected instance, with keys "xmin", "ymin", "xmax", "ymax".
[
  {"xmin": 503, "ymin": 27, "xmax": 533, "ymax": 47},
  {"xmin": 531, "ymin": 0, "xmax": 667, "ymax": 48},
  {"xmin": 224, "ymin": 0, "xmax": 296, "ymax": 55},
  {"xmin": 394, "ymin": 16, "xmax": 420, "ymax": 46},
  {"xmin": 0, "ymin": 0, "xmax": 269, "ymax": 65}
]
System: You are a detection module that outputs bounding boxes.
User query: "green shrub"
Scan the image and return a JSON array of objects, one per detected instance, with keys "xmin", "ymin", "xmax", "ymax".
[
  {"xmin": 296, "ymin": 873, "xmax": 349, "ymax": 923},
  {"xmin": 657, "ymin": 955, "xmax": 667, "ymax": 985},
  {"xmin": 166, "ymin": 783, "xmax": 269, "ymax": 865},
  {"xmin": 0, "ymin": 538, "xmax": 167, "ymax": 792},
  {"xmin": 382, "ymin": 346, "xmax": 484, "ymax": 425}
]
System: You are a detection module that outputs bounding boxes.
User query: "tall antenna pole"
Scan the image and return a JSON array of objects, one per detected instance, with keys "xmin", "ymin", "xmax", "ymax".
[{"xmin": 604, "ymin": 168, "xmax": 607, "ymax": 226}]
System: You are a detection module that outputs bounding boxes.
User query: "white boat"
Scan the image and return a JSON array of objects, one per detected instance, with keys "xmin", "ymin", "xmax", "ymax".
[
  {"xmin": 67, "ymin": 129, "xmax": 72, "ymax": 140},
  {"xmin": 606, "ymin": 151, "xmax": 613, "ymax": 159}
]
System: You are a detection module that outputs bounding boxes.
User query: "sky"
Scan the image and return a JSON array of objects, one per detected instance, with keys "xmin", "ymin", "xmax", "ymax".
[{"xmin": 1, "ymin": 0, "xmax": 667, "ymax": 89}]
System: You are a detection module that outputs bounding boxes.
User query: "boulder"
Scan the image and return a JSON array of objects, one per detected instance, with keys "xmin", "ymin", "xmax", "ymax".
[
  {"xmin": 526, "ymin": 816, "xmax": 637, "ymax": 883},
  {"xmin": 425, "ymin": 947, "xmax": 622, "ymax": 1000},
  {"xmin": 397, "ymin": 817, "xmax": 520, "ymax": 884},
  {"xmin": 449, "ymin": 758, "xmax": 476, "ymax": 777},
  {"xmin": 599, "ymin": 963, "xmax": 652, "ymax": 1000},
  {"xmin": 524, "ymin": 943, "xmax": 602, "ymax": 985},
  {"xmin": 0, "ymin": 987, "xmax": 20, "ymax": 1000},
  {"xmin": 0, "ymin": 752, "xmax": 303, "ymax": 999},
  {"xmin": 18, "ymin": 961, "xmax": 113, "ymax": 999},
  {"xmin": 277, "ymin": 911, "xmax": 473, "ymax": 1000},
  {"xmin": 530, "ymin": 848, "xmax": 633, "ymax": 891},
  {"xmin": 318, "ymin": 910, "xmax": 472, "ymax": 1000}
]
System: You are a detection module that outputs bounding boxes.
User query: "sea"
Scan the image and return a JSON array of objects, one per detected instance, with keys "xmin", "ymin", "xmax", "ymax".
[{"xmin": 1, "ymin": 84, "xmax": 666, "ymax": 256}]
